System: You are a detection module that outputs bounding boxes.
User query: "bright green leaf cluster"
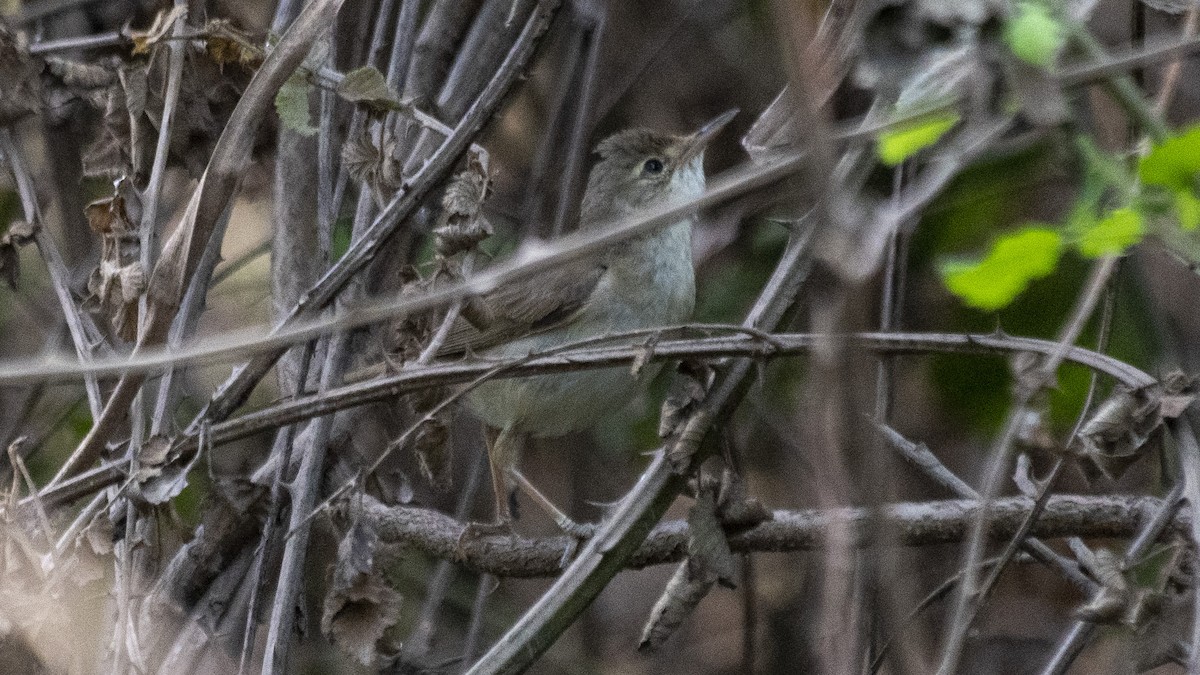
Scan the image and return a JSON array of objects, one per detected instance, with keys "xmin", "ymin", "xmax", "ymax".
[
  {"xmin": 877, "ymin": 112, "xmax": 961, "ymax": 166},
  {"xmin": 940, "ymin": 227, "xmax": 1063, "ymax": 311},
  {"xmin": 1004, "ymin": 2, "xmax": 1064, "ymax": 69},
  {"xmin": 1139, "ymin": 124, "xmax": 1200, "ymax": 230},
  {"xmin": 1075, "ymin": 208, "xmax": 1144, "ymax": 258}
]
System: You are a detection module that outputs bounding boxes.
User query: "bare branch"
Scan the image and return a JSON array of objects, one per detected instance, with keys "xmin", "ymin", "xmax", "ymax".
[{"xmin": 361, "ymin": 494, "xmax": 1190, "ymax": 579}]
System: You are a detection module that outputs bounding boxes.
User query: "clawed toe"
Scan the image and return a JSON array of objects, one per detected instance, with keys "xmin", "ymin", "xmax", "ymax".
[
  {"xmin": 456, "ymin": 519, "xmax": 514, "ymax": 557},
  {"xmin": 556, "ymin": 518, "xmax": 596, "ymax": 541}
]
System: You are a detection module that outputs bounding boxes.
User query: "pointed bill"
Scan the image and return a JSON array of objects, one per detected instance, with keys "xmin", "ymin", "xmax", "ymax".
[{"xmin": 679, "ymin": 109, "xmax": 739, "ymax": 163}]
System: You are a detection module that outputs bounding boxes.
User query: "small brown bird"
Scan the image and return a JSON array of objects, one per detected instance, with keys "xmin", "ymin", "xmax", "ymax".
[{"xmin": 440, "ymin": 110, "xmax": 738, "ymax": 534}]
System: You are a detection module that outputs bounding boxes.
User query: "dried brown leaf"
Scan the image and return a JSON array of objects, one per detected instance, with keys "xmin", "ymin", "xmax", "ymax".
[
  {"xmin": 126, "ymin": 7, "xmax": 187, "ymax": 56},
  {"xmin": 137, "ymin": 435, "xmax": 171, "ymax": 467},
  {"xmin": 131, "ymin": 435, "xmax": 199, "ymax": 504},
  {"xmin": 0, "ymin": 220, "xmax": 38, "ymax": 291},
  {"xmin": 1075, "ymin": 548, "xmax": 1130, "ymax": 624},
  {"xmin": 1072, "ymin": 373, "xmax": 1198, "ymax": 481},
  {"xmin": 433, "ymin": 156, "xmax": 493, "ymax": 258},
  {"xmin": 84, "ymin": 193, "xmax": 133, "ymax": 234},
  {"xmin": 658, "ymin": 360, "xmax": 712, "ymax": 440},
  {"xmin": 342, "ymin": 132, "xmax": 404, "ymax": 206},
  {"xmin": 687, "ymin": 490, "xmax": 737, "ymax": 588},
  {"xmin": 322, "ymin": 519, "xmax": 402, "ymax": 667},
  {"xmin": 204, "ymin": 19, "xmax": 264, "ymax": 69},
  {"xmin": 638, "ymin": 563, "xmax": 714, "ymax": 652}
]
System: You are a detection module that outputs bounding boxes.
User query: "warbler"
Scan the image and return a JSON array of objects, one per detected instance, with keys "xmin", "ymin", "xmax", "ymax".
[{"xmin": 441, "ymin": 109, "xmax": 738, "ymax": 532}]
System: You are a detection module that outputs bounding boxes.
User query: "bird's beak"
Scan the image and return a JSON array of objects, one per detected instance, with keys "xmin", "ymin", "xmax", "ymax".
[{"xmin": 678, "ymin": 109, "xmax": 739, "ymax": 164}]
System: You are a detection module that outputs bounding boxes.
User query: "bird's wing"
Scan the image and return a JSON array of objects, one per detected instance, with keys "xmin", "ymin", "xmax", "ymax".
[{"xmin": 437, "ymin": 259, "xmax": 607, "ymax": 355}]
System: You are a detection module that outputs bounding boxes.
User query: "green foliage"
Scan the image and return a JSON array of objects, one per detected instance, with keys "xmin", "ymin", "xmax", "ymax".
[
  {"xmin": 1140, "ymin": 124, "xmax": 1200, "ymax": 231},
  {"xmin": 331, "ymin": 215, "xmax": 353, "ymax": 260},
  {"xmin": 1075, "ymin": 207, "xmax": 1144, "ymax": 258},
  {"xmin": 1139, "ymin": 124, "xmax": 1200, "ymax": 189},
  {"xmin": 876, "ymin": 112, "xmax": 960, "ymax": 166},
  {"xmin": 1004, "ymin": 2, "xmax": 1064, "ymax": 68},
  {"xmin": 275, "ymin": 71, "xmax": 317, "ymax": 136},
  {"xmin": 940, "ymin": 227, "xmax": 1063, "ymax": 311},
  {"xmin": 337, "ymin": 66, "xmax": 405, "ymax": 113}
]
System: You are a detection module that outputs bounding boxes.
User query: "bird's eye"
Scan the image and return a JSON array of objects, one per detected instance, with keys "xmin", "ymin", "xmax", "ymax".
[{"xmin": 642, "ymin": 158, "xmax": 664, "ymax": 175}]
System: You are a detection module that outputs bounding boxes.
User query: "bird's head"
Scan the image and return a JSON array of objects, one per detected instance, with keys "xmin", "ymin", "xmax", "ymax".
[{"xmin": 581, "ymin": 109, "xmax": 737, "ymax": 226}]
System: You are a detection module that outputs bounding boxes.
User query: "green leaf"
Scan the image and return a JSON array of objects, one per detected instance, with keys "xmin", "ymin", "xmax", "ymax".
[
  {"xmin": 877, "ymin": 112, "xmax": 961, "ymax": 166},
  {"xmin": 1139, "ymin": 124, "xmax": 1200, "ymax": 189},
  {"xmin": 1175, "ymin": 189, "xmax": 1200, "ymax": 231},
  {"xmin": 337, "ymin": 66, "xmax": 404, "ymax": 113},
  {"xmin": 275, "ymin": 71, "xmax": 317, "ymax": 136},
  {"xmin": 1140, "ymin": 125, "xmax": 1200, "ymax": 231},
  {"xmin": 1005, "ymin": 2, "xmax": 1064, "ymax": 69},
  {"xmin": 1075, "ymin": 208, "xmax": 1143, "ymax": 258},
  {"xmin": 940, "ymin": 227, "xmax": 1063, "ymax": 311}
]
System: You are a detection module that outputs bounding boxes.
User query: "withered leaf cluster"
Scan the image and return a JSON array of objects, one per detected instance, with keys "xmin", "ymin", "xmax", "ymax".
[
  {"xmin": 82, "ymin": 188, "xmax": 144, "ymax": 342},
  {"xmin": 2, "ymin": 14, "xmax": 259, "ymax": 186},
  {"xmin": 433, "ymin": 152, "xmax": 492, "ymax": 258},
  {"xmin": 321, "ymin": 518, "xmax": 402, "ymax": 668},
  {"xmin": 342, "ymin": 130, "xmax": 405, "ymax": 207},
  {"xmin": 1071, "ymin": 372, "xmax": 1198, "ymax": 482},
  {"xmin": 640, "ymin": 470, "xmax": 770, "ymax": 651},
  {"xmin": 1071, "ymin": 539, "xmax": 1190, "ymax": 639}
]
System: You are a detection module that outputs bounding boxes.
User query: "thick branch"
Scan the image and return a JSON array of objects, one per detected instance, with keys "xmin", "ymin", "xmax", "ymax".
[{"xmin": 364, "ymin": 494, "xmax": 1184, "ymax": 579}]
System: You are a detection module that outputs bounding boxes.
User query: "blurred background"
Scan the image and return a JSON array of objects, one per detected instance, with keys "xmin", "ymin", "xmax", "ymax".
[{"xmin": 1, "ymin": 0, "xmax": 1200, "ymax": 673}]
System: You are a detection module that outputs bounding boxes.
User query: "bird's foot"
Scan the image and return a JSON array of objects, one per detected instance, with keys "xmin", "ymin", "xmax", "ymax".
[
  {"xmin": 456, "ymin": 518, "xmax": 514, "ymax": 558},
  {"xmin": 554, "ymin": 516, "xmax": 596, "ymax": 542}
]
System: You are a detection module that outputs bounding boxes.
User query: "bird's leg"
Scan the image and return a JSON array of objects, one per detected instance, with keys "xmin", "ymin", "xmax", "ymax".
[
  {"xmin": 460, "ymin": 425, "xmax": 520, "ymax": 543},
  {"xmin": 508, "ymin": 468, "xmax": 594, "ymax": 539}
]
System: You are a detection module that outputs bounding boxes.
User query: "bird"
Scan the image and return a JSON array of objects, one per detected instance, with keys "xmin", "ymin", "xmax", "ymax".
[{"xmin": 438, "ymin": 109, "xmax": 738, "ymax": 535}]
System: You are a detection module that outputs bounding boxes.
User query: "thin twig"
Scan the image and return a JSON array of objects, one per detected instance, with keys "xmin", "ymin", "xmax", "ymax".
[
  {"xmin": 0, "ymin": 130, "xmax": 105, "ymax": 418},
  {"xmin": 1154, "ymin": 5, "xmax": 1200, "ymax": 113}
]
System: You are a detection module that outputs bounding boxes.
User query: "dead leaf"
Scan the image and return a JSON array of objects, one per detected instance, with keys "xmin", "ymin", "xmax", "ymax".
[
  {"xmin": 1075, "ymin": 547, "xmax": 1130, "ymax": 624},
  {"xmin": 0, "ymin": 220, "xmax": 38, "ymax": 291},
  {"xmin": 1072, "ymin": 373, "xmax": 1198, "ymax": 481},
  {"xmin": 126, "ymin": 7, "xmax": 187, "ymax": 56},
  {"xmin": 687, "ymin": 490, "xmax": 737, "ymax": 588},
  {"xmin": 658, "ymin": 360, "xmax": 712, "ymax": 440},
  {"xmin": 204, "ymin": 19, "xmax": 264, "ymax": 69},
  {"xmin": 342, "ymin": 131, "xmax": 404, "ymax": 207},
  {"xmin": 433, "ymin": 154, "xmax": 493, "ymax": 258},
  {"xmin": 322, "ymin": 519, "xmax": 403, "ymax": 667},
  {"xmin": 137, "ymin": 435, "xmax": 171, "ymax": 467},
  {"xmin": 638, "ymin": 562, "xmax": 714, "ymax": 652},
  {"xmin": 131, "ymin": 436, "xmax": 200, "ymax": 505}
]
